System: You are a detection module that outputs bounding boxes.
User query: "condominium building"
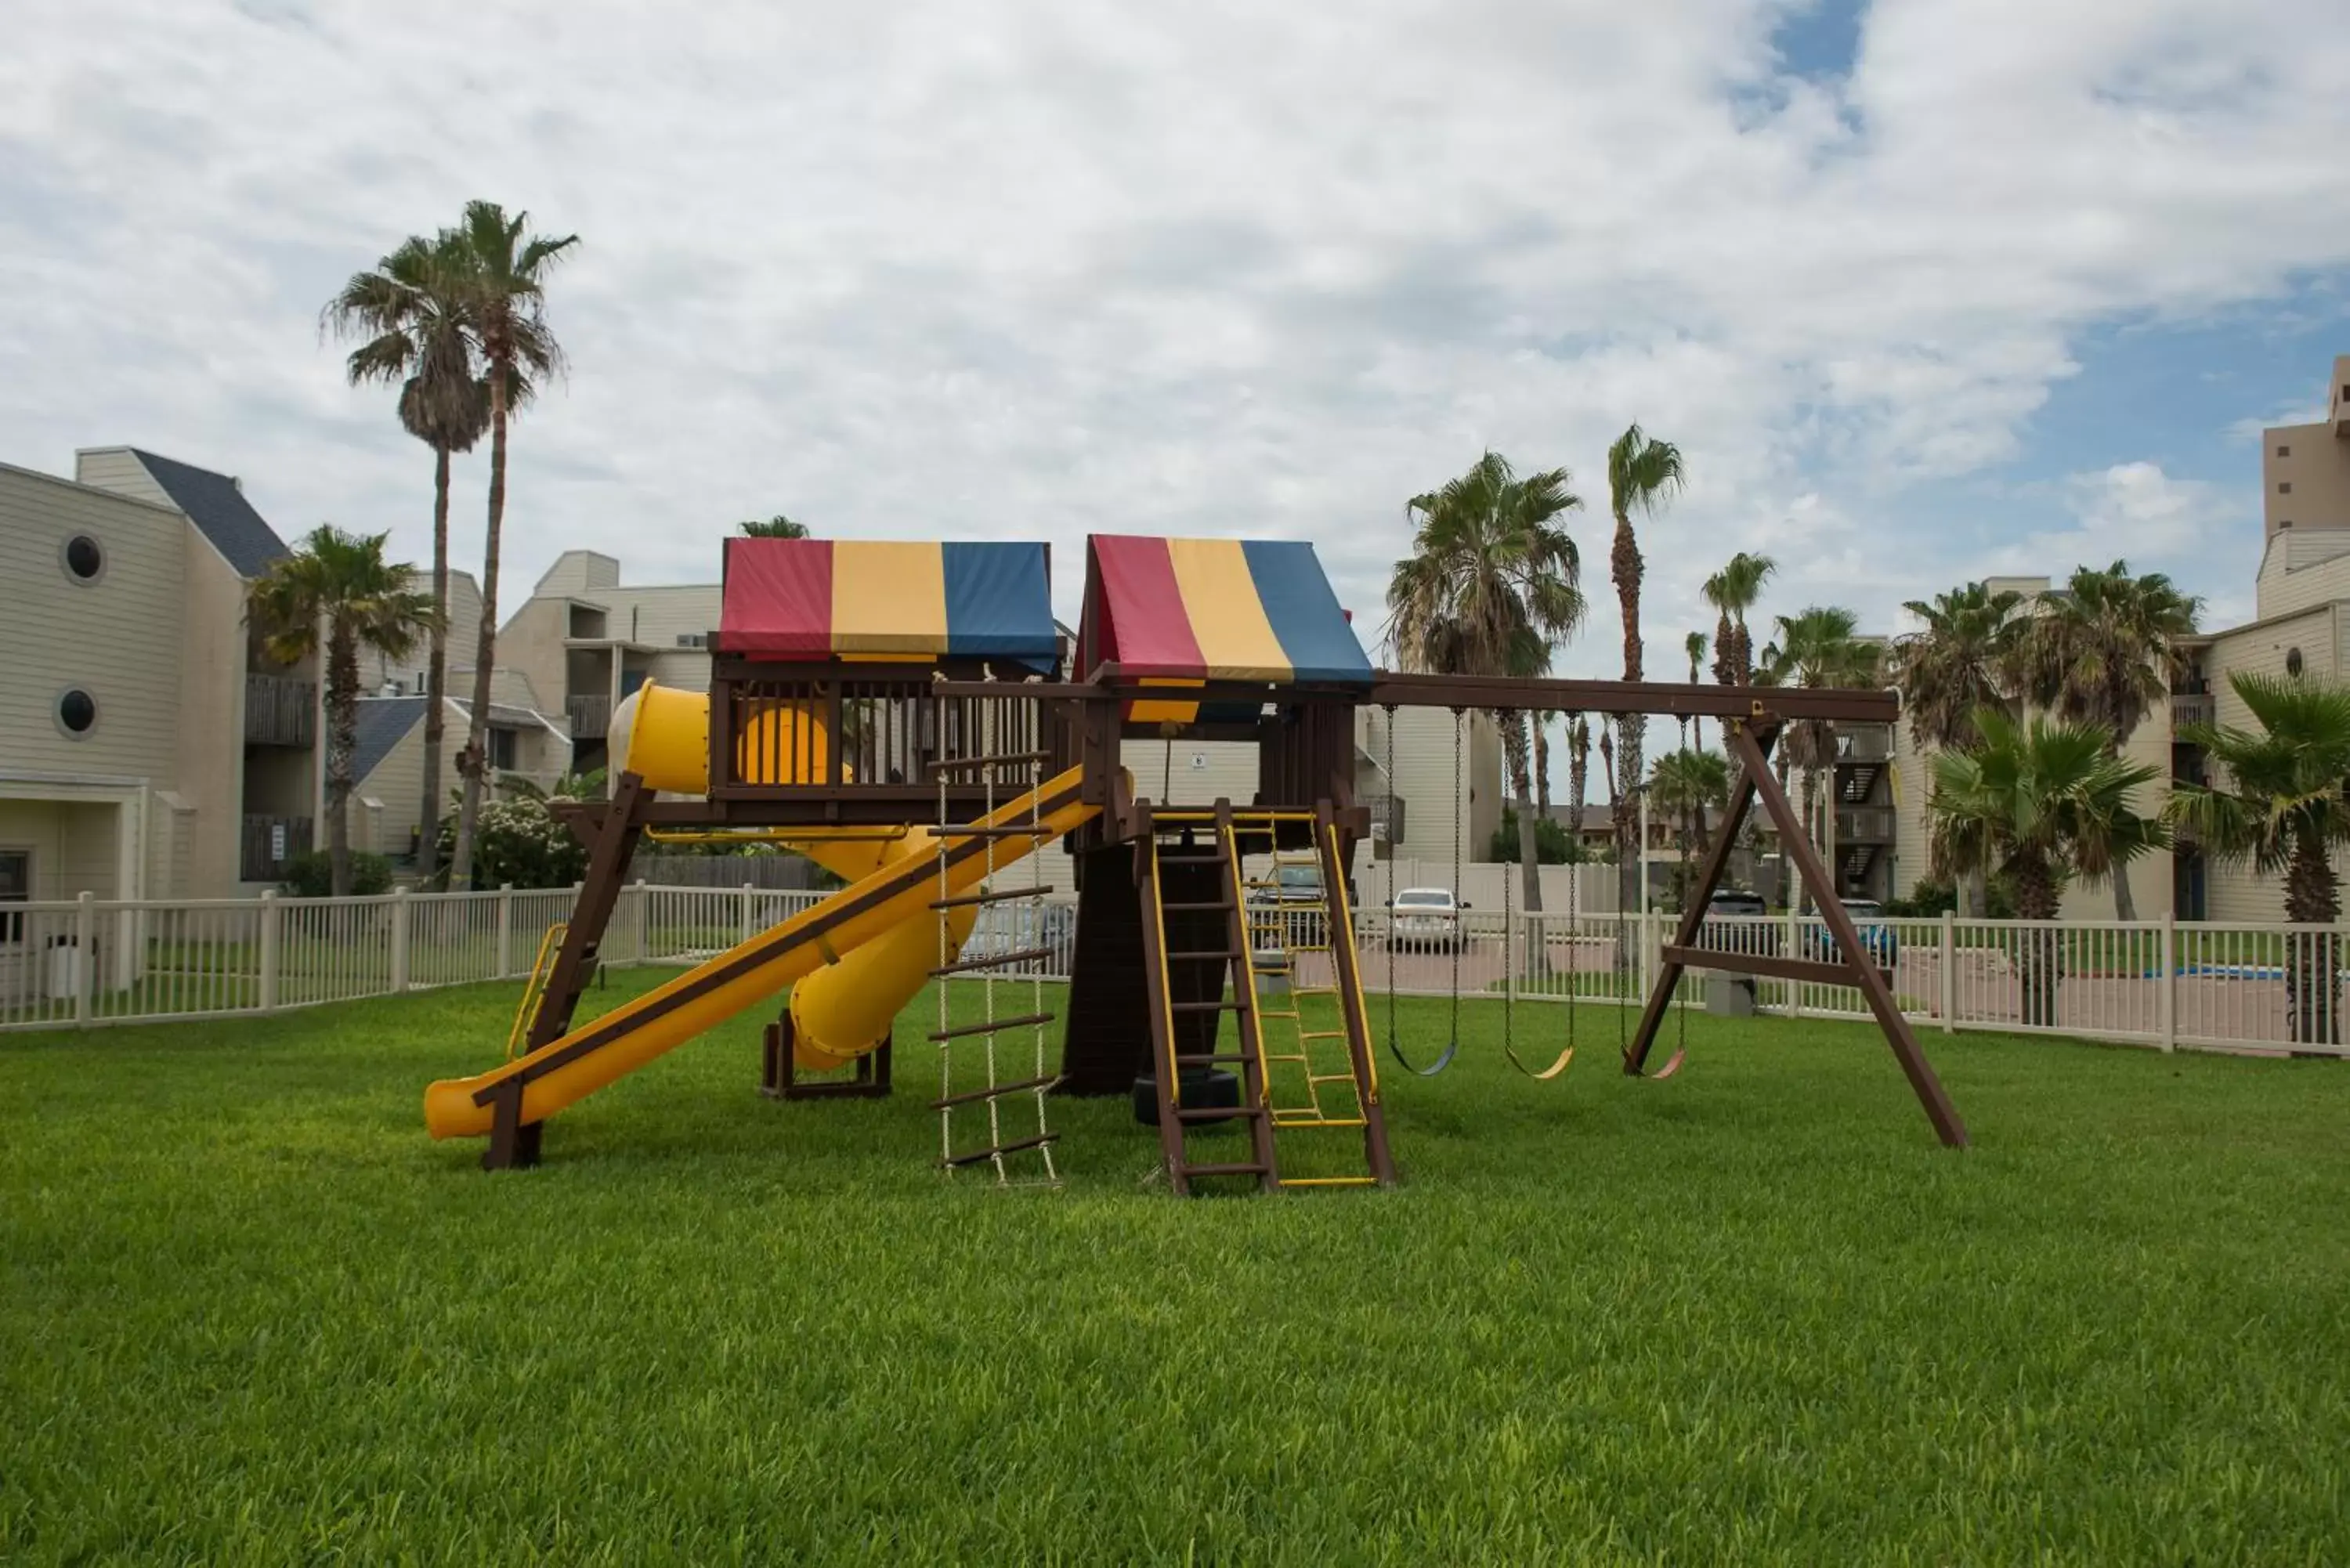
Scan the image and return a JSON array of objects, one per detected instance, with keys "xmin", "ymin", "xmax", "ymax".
[
  {"xmin": 0, "ymin": 447, "xmax": 321, "ymax": 905},
  {"xmin": 1882, "ymin": 354, "xmax": 2350, "ymax": 923}
]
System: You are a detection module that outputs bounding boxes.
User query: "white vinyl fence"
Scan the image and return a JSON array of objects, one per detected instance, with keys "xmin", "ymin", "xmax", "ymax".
[{"xmin": 4, "ymin": 886, "xmax": 2344, "ymax": 1059}]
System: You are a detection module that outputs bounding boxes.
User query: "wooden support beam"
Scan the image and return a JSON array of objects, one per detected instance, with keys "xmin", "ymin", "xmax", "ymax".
[
  {"xmin": 1660, "ymin": 946, "xmax": 1887, "ymax": 990},
  {"xmin": 525, "ymin": 770, "xmax": 649, "ymax": 1056},
  {"xmin": 1734, "ymin": 723, "xmax": 1969, "ymax": 1148},
  {"xmin": 1625, "ymin": 724, "xmax": 1778, "ymax": 1075}
]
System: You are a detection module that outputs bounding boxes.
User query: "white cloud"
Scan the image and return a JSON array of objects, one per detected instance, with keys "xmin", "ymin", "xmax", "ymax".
[{"xmin": 0, "ymin": 0, "xmax": 2346, "ymax": 676}]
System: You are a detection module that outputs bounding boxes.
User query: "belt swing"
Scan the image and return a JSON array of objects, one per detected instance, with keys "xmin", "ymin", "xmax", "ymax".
[
  {"xmin": 1498, "ymin": 706, "xmax": 1572, "ymax": 1081},
  {"xmin": 1383, "ymin": 704, "xmax": 1457, "ymax": 1077}
]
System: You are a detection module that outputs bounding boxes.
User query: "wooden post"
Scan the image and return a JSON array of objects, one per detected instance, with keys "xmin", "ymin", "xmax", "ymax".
[
  {"xmin": 526, "ymin": 771, "xmax": 650, "ymax": 1051},
  {"xmin": 389, "ymin": 887, "xmax": 411, "ymax": 992},
  {"xmin": 258, "ymin": 890, "xmax": 281, "ymax": 1013},
  {"xmin": 1625, "ymin": 721, "xmax": 1777, "ymax": 1071},
  {"xmin": 1729, "ymin": 722, "xmax": 1968, "ymax": 1149}
]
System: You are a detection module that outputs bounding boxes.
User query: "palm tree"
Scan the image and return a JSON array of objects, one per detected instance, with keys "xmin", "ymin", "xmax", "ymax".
[
  {"xmin": 444, "ymin": 201, "xmax": 580, "ymax": 889},
  {"xmin": 1930, "ymin": 709, "xmax": 2167, "ymax": 1026},
  {"xmin": 1759, "ymin": 607, "xmax": 1878, "ymax": 911},
  {"xmin": 1567, "ymin": 716, "xmax": 1593, "ymax": 869},
  {"xmin": 739, "ymin": 515, "xmax": 809, "ymax": 538},
  {"xmin": 1651, "ymin": 748, "xmax": 1730, "ymax": 908},
  {"xmin": 1387, "ymin": 451, "xmax": 1586, "ymax": 918},
  {"xmin": 1605, "ymin": 424, "xmax": 1687, "ymax": 912},
  {"xmin": 1701, "ymin": 551, "xmax": 1775, "ymax": 685},
  {"xmin": 321, "ymin": 231, "xmax": 490, "ymax": 890},
  {"xmin": 2010, "ymin": 561, "xmax": 2202, "ymax": 921},
  {"xmin": 1888, "ymin": 582, "xmax": 2026, "ymax": 916},
  {"xmin": 1683, "ymin": 630, "xmax": 1708, "ymax": 753},
  {"xmin": 248, "ymin": 528, "xmax": 440, "ymax": 897},
  {"xmin": 2171, "ymin": 674, "xmax": 2350, "ymax": 1043}
]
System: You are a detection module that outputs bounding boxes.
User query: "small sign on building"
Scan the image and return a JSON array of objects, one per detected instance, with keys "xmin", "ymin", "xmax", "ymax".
[{"xmin": 1190, "ymin": 753, "xmax": 1208, "ymax": 771}]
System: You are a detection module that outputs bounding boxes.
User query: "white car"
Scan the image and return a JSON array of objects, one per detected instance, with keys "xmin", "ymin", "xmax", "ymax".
[{"xmin": 1389, "ymin": 887, "xmax": 1465, "ymax": 951}]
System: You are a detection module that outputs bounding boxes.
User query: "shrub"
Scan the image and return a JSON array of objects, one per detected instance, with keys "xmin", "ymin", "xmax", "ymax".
[
  {"xmin": 281, "ymin": 850, "xmax": 394, "ymax": 898},
  {"xmin": 1488, "ymin": 808, "xmax": 1578, "ymax": 865},
  {"xmin": 435, "ymin": 796, "xmax": 588, "ymax": 889}
]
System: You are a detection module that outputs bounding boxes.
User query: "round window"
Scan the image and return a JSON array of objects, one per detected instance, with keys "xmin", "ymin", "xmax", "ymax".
[
  {"xmin": 61, "ymin": 534, "xmax": 104, "ymax": 583},
  {"xmin": 2287, "ymin": 647, "xmax": 2305, "ymax": 679},
  {"xmin": 56, "ymin": 689, "xmax": 97, "ymax": 737}
]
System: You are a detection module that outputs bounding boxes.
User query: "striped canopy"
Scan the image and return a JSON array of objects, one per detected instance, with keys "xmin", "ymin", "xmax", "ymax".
[
  {"xmin": 720, "ymin": 539, "xmax": 1057, "ymax": 667},
  {"xmin": 1083, "ymin": 536, "xmax": 1372, "ymax": 685}
]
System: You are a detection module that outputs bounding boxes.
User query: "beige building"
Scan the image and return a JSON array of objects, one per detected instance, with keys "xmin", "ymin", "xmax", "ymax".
[
  {"xmin": 1882, "ymin": 354, "xmax": 2350, "ymax": 923},
  {"xmin": 0, "ymin": 447, "xmax": 321, "ymax": 905},
  {"xmin": 353, "ymin": 566, "xmax": 572, "ymax": 862}
]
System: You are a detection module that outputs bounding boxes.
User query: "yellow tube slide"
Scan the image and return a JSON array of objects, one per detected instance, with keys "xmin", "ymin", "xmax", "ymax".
[
  {"xmin": 423, "ymin": 767, "xmax": 1094, "ymax": 1140},
  {"xmin": 778, "ymin": 826, "xmax": 976, "ymax": 1071}
]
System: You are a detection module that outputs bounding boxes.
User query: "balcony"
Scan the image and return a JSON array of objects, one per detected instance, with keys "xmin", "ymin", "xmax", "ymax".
[
  {"xmin": 240, "ymin": 815, "xmax": 311, "ymax": 881},
  {"xmin": 568, "ymin": 694, "xmax": 612, "ymax": 739},
  {"xmin": 1837, "ymin": 806, "xmax": 1897, "ymax": 844},
  {"xmin": 244, "ymin": 674, "xmax": 316, "ymax": 748},
  {"xmin": 2171, "ymin": 690, "xmax": 2214, "ymax": 730},
  {"xmin": 1835, "ymin": 724, "xmax": 1893, "ymax": 764}
]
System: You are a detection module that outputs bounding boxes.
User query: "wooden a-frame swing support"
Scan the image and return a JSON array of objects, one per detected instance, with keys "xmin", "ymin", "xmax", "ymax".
[{"xmin": 1364, "ymin": 674, "xmax": 1969, "ymax": 1151}]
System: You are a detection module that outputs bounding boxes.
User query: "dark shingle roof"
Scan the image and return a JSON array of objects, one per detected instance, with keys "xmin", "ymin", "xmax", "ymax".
[
  {"xmin": 130, "ymin": 449, "xmax": 290, "ymax": 578},
  {"xmin": 352, "ymin": 698, "xmax": 428, "ymax": 786}
]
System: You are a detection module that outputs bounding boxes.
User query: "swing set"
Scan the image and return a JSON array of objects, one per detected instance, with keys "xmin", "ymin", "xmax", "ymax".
[
  {"xmin": 1376, "ymin": 705, "xmax": 1671, "ymax": 1085},
  {"xmin": 1362, "ymin": 675, "xmax": 1966, "ymax": 1151}
]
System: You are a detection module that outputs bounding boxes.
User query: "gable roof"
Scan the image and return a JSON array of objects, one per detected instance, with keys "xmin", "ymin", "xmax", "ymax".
[
  {"xmin": 130, "ymin": 449, "xmax": 290, "ymax": 578},
  {"xmin": 1080, "ymin": 536, "xmax": 1372, "ymax": 684},
  {"xmin": 352, "ymin": 697, "xmax": 428, "ymax": 784}
]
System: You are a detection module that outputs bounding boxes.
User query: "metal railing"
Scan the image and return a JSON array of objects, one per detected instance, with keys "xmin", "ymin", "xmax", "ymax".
[
  {"xmin": 244, "ymin": 673, "xmax": 316, "ymax": 747},
  {"xmin": 2171, "ymin": 691, "xmax": 2215, "ymax": 729},
  {"xmin": 567, "ymin": 693, "xmax": 612, "ymax": 738},
  {"xmin": 5, "ymin": 886, "xmax": 2344, "ymax": 1060},
  {"xmin": 1836, "ymin": 806, "xmax": 1898, "ymax": 843}
]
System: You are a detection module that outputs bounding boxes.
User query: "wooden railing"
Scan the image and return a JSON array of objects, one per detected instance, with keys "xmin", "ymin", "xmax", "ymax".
[
  {"xmin": 244, "ymin": 674, "xmax": 316, "ymax": 747},
  {"xmin": 240, "ymin": 815, "xmax": 312, "ymax": 881},
  {"xmin": 714, "ymin": 674, "xmax": 1072, "ymax": 798}
]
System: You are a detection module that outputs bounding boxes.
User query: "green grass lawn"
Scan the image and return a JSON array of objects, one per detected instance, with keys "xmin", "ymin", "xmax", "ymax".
[{"xmin": 5, "ymin": 972, "xmax": 2349, "ymax": 1565}]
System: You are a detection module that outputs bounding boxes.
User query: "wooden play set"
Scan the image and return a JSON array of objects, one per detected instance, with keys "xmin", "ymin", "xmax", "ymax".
[{"xmin": 422, "ymin": 533, "xmax": 1966, "ymax": 1190}]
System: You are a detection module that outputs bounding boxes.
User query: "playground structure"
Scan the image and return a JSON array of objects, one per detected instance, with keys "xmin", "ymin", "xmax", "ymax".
[{"xmin": 423, "ymin": 533, "xmax": 1967, "ymax": 1187}]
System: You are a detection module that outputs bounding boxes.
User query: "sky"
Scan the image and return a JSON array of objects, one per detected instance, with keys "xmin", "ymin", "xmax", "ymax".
[{"xmin": 6, "ymin": 0, "xmax": 2350, "ymax": 673}]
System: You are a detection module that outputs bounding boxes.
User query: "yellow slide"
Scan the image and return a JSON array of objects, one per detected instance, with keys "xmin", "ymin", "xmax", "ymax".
[{"xmin": 423, "ymin": 766, "xmax": 1095, "ymax": 1140}]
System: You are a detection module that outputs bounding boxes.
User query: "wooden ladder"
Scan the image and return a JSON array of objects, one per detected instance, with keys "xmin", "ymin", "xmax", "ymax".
[{"xmin": 1137, "ymin": 800, "xmax": 1282, "ymax": 1195}]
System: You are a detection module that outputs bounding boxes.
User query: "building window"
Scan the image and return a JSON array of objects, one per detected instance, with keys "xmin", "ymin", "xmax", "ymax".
[
  {"xmin": 2279, "ymin": 482, "xmax": 2293, "ymax": 494},
  {"xmin": 675, "ymin": 633, "xmax": 709, "ymax": 649},
  {"xmin": 2287, "ymin": 648, "xmax": 2305, "ymax": 679},
  {"xmin": 54, "ymin": 688, "xmax": 97, "ymax": 737},
  {"xmin": 2281, "ymin": 519, "xmax": 2294, "ymax": 529},
  {"xmin": 60, "ymin": 534, "xmax": 104, "ymax": 583},
  {"xmin": 2277, "ymin": 444, "xmax": 2291, "ymax": 457},
  {"xmin": 488, "ymin": 727, "xmax": 519, "ymax": 771},
  {"xmin": 0, "ymin": 849, "xmax": 27, "ymax": 941}
]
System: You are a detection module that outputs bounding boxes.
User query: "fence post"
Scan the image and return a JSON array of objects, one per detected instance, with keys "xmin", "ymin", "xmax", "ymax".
[
  {"xmin": 1939, "ymin": 910, "xmax": 1955, "ymax": 1034},
  {"xmin": 2159, "ymin": 912, "xmax": 2176, "ymax": 1053},
  {"xmin": 390, "ymin": 886, "xmax": 411, "ymax": 993},
  {"xmin": 634, "ymin": 879, "xmax": 649, "ymax": 965},
  {"xmin": 74, "ymin": 891, "xmax": 93, "ymax": 1028},
  {"xmin": 258, "ymin": 890, "xmax": 281, "ymax": 1013},
  {"xmin": 1786, "ymin": 904, "xmax": 1802, "ymax": 1020},
  {"xmin": 496, "ymin": 883, "xmax": 514, "ymax": 980},
  {"xmin": 741, "ymin": 882, "xmax": 756, "ymax": 947}
]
